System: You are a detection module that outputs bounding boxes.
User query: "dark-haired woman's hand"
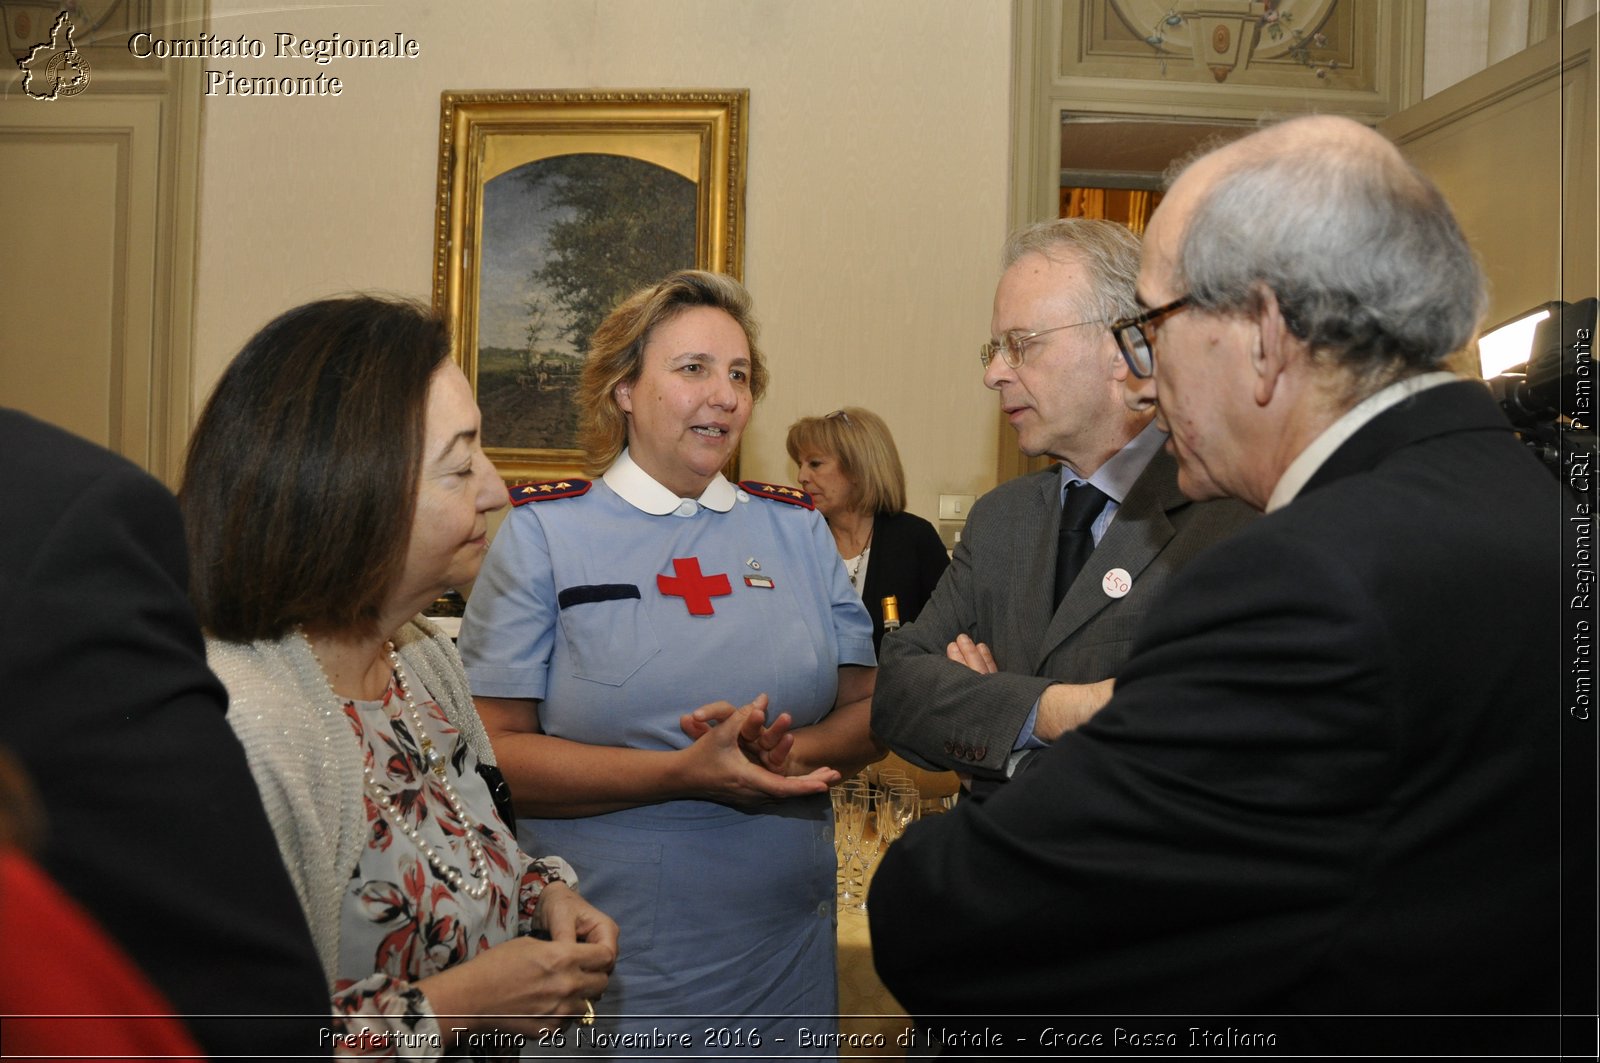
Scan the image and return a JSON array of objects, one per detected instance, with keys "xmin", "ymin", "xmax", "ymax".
[
  {"xmin": 535, "ymin": 882, "xmax": 618, "ymax": 961},
  {"xmin": 414, "ymin": 934, "xmax": 613, "ymax": 1035}
]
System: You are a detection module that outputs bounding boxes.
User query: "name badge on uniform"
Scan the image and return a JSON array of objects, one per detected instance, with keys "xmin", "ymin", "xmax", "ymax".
[{"xmin": 745, "ymin": 575, "xmax": 775, "ymax": 589}]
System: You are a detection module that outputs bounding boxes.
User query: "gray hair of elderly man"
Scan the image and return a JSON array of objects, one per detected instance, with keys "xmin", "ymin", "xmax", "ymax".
[
  {"xmin": 1175, "ymin": 118, "xmax": 1487, "ymax": 390},
  {"xmin": 998, "ymin": 217, "xmax": 1143, "ymax": 328}
]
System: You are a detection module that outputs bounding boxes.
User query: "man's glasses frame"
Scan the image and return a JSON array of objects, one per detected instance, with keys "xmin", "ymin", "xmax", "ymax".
[
  {"xmin": 1110, "ymin": 296, "xmax": 1192, "ymax": 379},
  {"xmin": 978, "ymin": 319, "xmax": 1103, "ymax": 370}
]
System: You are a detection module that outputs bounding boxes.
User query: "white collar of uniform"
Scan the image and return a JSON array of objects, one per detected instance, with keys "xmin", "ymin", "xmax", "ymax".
[
  {"xmin": 603, "ymin": 449, "xmax": 737, "ymax": 516},
  {"xmin": 1266, "ymin": 371, "xmax": 1457, "ymax": 513}
]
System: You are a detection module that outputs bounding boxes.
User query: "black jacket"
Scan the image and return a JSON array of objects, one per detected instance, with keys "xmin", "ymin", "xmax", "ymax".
[
  {"xmin": 859, "ymin": 508, "xmax": 949, "ymax": 653},
  {"xmin": 0, "ymin": 409, "xmax": 329, "ymax": 1056}
]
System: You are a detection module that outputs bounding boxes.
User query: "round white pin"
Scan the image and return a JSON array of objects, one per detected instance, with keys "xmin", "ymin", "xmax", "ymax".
[{"xmin": 1101, "ymin": 567, "xmax": 1132, "ymax": 599}]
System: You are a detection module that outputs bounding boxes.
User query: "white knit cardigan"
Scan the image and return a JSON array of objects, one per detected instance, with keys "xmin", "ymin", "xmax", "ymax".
[{"xmin": 208, "ymin": 617, "xmax": 497, "ymax": 985}]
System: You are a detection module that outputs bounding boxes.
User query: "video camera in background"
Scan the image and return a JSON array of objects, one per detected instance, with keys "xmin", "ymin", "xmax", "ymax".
[{"xmin": 1481, "ymin": 297, "xmax": 1597, "ymax": 506}]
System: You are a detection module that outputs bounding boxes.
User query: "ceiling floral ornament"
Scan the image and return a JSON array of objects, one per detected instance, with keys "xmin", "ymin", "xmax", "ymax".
[{"xmin": 1114, "ymin": 0, "xmax": 1341, "ymax": 82}]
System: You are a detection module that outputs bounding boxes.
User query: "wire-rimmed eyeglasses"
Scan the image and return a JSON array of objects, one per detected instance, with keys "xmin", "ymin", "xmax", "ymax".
[
  {"xmin": 978, "ymin": 320, "xmax": 1104, "ymax": 370},
  {"xmin": 1110, "ymin": 296, "xmax": 1193, "ymax": 379}
]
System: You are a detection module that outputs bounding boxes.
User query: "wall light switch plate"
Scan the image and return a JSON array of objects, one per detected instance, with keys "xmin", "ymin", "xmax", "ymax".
[{"xmin": 938, "ymin": 494, "xmax": 976, "ymax": 522}]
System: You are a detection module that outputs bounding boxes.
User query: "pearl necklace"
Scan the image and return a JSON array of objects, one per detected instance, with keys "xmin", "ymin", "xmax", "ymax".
[
  {"xmin": 377, "ymin": 643, "xmax": 490, "ymax": 899},
  {"xmin": 302, "ymin": 631, "xmax": 490, "ymax": 900}
]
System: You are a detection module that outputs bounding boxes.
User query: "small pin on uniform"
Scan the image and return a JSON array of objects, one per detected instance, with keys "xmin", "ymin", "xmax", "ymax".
[
  {"xmin": 1101, "ymin": 567, "xmax": 1132, "ymax": 599},
  {"xmin": 746, "ymin": 558, "xmax": 761, "ymax": 571}
]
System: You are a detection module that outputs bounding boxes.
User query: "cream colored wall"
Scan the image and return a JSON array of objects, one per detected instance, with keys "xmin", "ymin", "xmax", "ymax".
[
  {"xmin": 1382, "ymin": 15, "xmax": 1597, "ymax": 330},
  {"xmin": 1423, "ymin": 0, "xmax": 1595, "ymax": 97},
  {"xmin": 192, "ymin": 0, "xmax": 1012, "ymax": 523},
  {"xmin": 1, "ymin": 1, "xmax": 205, "ymax": 485}
]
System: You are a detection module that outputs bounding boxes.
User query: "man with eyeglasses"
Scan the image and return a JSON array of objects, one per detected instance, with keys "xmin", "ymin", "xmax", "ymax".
[
  {"xmin": 869, "ymin": 116, "xmax": 1566, "ymax": 1052},
  {"xmin": 872, "ymin": 218, "xmax": 1252, "ymax": 791}
]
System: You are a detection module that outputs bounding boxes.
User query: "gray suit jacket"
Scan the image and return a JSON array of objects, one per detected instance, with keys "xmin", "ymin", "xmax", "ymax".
[{"xmin": 874, "ymin": 446, "xmax": 1254, "ymax": 779}]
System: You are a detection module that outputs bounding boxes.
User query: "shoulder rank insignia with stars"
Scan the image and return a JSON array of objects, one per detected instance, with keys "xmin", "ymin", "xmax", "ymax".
[
  {"xmin": 509, "ymin": 479, "xmax": 592, "ymax": 506},
  {"xmin": 740, "ymin": 481, "xmax": 814, "ymax": 510}
]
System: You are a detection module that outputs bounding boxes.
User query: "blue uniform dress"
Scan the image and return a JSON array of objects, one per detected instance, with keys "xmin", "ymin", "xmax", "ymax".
[{"xmin": 459, "ymin": 451, "xmax": 874, "ymax": 1053}]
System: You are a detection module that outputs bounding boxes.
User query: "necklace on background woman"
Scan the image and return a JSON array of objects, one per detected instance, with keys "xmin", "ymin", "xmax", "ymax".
[
  {"xmin": 301, "ymin": 630, "xmax": 490, "ymax": 900},
  {"xmin": 841, "ymin": 519, "xmax": 875, "ymax": 588}
]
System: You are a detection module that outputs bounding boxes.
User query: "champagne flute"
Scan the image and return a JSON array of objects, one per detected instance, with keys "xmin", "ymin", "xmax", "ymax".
[
  {"xmin": 883, "ymin": 783, "xmax": 921, "ymax": 842},
  {"xmin": 878, "ymin": 767, "xmax": 912, "ymax": 790},
  {"xmin": 842, "ymin": 780, "xmax": 880, "ymax": 914},
  {"xmin": 831, "ymin": 777, "xmax": 868, "ymax": 906}
]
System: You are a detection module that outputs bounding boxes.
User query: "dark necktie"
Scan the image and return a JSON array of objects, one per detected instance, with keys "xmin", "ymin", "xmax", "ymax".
[{"xmin": 1054, "ymin": 480, "xmax": 1109, "ymax": 607}]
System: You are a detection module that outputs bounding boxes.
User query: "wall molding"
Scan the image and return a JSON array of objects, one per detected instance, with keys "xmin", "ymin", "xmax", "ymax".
[{"xmin": 0, "ymin": 0, "xmax": 204, "ymax": 485}]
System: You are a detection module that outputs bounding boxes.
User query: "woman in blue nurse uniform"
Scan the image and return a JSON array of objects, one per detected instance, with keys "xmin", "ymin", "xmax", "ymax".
[{"xmin": 458, "ymin": 271, "xmax": 880, "ymax": 1055}]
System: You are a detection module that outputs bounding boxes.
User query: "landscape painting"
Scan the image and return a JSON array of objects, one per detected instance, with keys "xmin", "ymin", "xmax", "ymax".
[
  {"xmin": 433, "ymin": 90, "xmax": 748, "ymax": 482},
  {"xmin": 475, "ymin": 154, "xmax": 696, "ymax": 453}
]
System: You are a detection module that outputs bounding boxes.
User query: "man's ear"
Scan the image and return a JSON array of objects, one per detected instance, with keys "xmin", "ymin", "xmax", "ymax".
[
  {"xmin": 1251, "ymin": 285, "xmax": 1296, "ymax": 407},
  {"xmin": 1106, "ymin": 332, "xmax": 1129, "ymax": 381}
]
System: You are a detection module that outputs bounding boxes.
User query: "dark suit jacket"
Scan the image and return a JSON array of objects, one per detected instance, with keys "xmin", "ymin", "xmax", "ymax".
[
  {"xmin": 0, "ymin": 410, "xmax": 328, "ymax": 1057},
  {"xmin": 873, "ymin": 445, "xmax": 1254, "ymax": 777},
  {"xmin": 869, "ymin": 382, "xmax": 1564, "ymax": 1049},
  {"xmin": 859, "ymin": 509, "xmax": 949, "ymax": 653}
]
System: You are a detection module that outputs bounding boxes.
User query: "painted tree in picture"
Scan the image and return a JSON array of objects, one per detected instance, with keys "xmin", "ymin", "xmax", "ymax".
[{"xmin": 476, "ymin": 153, "xmax": 697, "ymax": 452}]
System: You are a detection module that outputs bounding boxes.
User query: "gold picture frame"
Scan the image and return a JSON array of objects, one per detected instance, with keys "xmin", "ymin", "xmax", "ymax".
[{"xmin": 432, "ymin": 89, "xmax": 748, "ymax": 483}]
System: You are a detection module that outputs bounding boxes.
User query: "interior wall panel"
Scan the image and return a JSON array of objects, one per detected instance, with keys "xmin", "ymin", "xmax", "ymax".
[{"xmin": 0, "ymin": 98, "xmax": 161, "ymax": 467}]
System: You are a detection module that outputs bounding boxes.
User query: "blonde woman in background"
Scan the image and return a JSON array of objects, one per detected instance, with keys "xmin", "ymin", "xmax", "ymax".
[{"xmin": 787, "ymin": 407, "xmax": 949, "ymax": 651}]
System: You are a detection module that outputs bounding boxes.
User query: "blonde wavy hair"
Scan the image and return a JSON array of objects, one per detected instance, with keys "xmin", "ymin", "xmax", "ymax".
[
  {"xmin": 784, "ymin": 406, "xmax": 907, "ymax": 515},
  {"xmin": 579, "ymin": 270, "xmax": 767, "ymax": 476}
]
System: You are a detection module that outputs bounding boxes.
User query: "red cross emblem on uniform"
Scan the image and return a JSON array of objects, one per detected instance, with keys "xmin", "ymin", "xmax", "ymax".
[{"xmin": 657, "ymin": 557, "xmax": 732, "ymax": 616}]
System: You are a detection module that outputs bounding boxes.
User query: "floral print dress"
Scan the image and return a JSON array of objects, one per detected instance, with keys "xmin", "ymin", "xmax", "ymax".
[{"xmin": 328, "ymin": 673, "xmax": 568, "ymax": 1061}]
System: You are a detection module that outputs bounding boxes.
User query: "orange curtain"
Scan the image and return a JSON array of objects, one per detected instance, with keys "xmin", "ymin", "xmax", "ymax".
[{"xmin": 1060, "ymin": 186, "xmax": 1161, "ymax": 236}]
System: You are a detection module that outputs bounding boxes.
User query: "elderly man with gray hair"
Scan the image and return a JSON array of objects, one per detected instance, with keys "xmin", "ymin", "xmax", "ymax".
[{"xmin": 870, "ymin": 116, "xmax": 1565, "ymax": 1054}]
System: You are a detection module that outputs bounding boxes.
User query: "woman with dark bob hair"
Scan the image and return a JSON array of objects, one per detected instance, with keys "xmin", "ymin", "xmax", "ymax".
[
  {"xmin": 458, "ymin": 271, "xmax": 880, "ymax": 1052},
  {"xmin": 182, "ymin": 294, "xmax": 617, "ymax": 1054},
  {"xmin": 786, "ymin": 406, "xmax": 949, "ymax": 651}
]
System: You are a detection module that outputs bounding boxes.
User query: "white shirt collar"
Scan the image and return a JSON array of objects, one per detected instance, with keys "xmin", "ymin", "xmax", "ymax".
[
  {"xmin": 603, "ymin": 449, "xmax": 736, "ymax": 516},
  {"xmin": 1266, "ymin": 371, "xmax": 1458, "ymax": 513}
]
